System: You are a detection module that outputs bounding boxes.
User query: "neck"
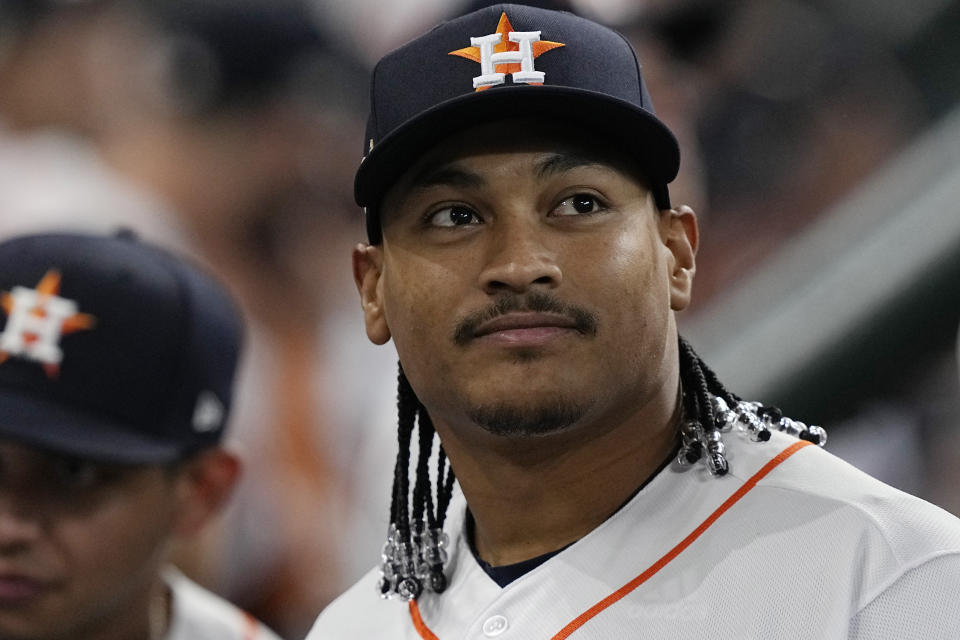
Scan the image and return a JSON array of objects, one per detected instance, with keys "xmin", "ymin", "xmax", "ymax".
[
  {"xmin": 69, "ymin": 578, "xmax": 169, "ymax": 640},
  {"xmin": 438, "ymin": 381, "xmax": 681, "ymax": 567}
]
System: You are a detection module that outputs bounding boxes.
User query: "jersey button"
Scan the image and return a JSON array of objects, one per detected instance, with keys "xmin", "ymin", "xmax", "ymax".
[{"xmin": 482, "ymin": 614, "xmax": 509, "ymax": 637}]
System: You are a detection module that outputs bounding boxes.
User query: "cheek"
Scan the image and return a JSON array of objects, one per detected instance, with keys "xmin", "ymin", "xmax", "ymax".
[
  {"xmin": 585, "ymin": 226, "xmax": 667, "ymax": 310},
  {"xmin": 380, "ymin": 247, "xmax": 482, "ymax": 409},
  {"xmin": 586, "ymin": 227, "xmax": 672, "ymax": 364},
  {"xmin": 381, "ymin": 249, "xmax": 465, "ymax": 356},
  {"xmin": 0, "ymin": 481, "xmax": 178, "ymax": 638},
  {"xmin": 57, "ymin": 485, "xmax": 176, "ymax": 603}
]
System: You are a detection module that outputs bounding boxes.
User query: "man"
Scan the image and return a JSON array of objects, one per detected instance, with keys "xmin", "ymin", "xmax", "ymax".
[
  {"xmin": 0, "ymin": 231, "xmax": 281, "ymax": 640},
  {"xmin": 308, "ymin": 4, "xmax": 960, "ymax": 639},
  {"xmin": 2, "ymin": 1, "xmax": 382, "ymax": 632}
]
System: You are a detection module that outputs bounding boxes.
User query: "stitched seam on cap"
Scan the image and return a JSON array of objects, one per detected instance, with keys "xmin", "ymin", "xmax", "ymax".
[
  {"xmin": 157, "ymin": 247, "xmax": 193, "ymax": 454},
  {"xmin": 368, "ymin": 58, "xmax": 384, "ymax": 144},
  {"xmin": 614, "ymin": 28, "xmax": 645, "ymax": 110}
]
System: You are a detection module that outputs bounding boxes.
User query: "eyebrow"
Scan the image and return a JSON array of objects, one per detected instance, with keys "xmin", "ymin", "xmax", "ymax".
[
  {"xmin": 401, "ymin": 151, "xmax": 615, "ymax": 200},
  {"xmin": 405, "ymin": 164, "xmax": 487, "ymax": 194},
  {"xmin": 535, "ymin": 152, "xmax": 608, "ymax": 179}
]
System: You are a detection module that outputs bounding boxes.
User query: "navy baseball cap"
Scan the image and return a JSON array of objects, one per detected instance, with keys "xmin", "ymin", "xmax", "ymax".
[
  {"xmin": 0, "ymin": 231, "xmax": 243, "ymax": 464},
  {"xmin": 356, "ymin": 3, "xmax": 680, "ymax": 243}
]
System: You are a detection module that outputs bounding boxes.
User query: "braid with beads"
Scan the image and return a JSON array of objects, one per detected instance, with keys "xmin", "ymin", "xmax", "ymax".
[
  {"xmin": 377, "ymin": 337, "xmax": 826, "ymax": 600},
  {"xmin": 377, "ymin": 367, "xmax": 455, "ymax": 601}
]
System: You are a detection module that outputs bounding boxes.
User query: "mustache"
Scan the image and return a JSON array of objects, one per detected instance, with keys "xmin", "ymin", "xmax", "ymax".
[{"xmin": 453, "ymin": 292, "xmax": 598, "ymax": 345}]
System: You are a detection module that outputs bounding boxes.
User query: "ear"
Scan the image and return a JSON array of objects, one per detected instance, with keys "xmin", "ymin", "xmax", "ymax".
[
  {"xmin": 170, "ymin": 448, "xmax": 241, "ymax": 537},
  {"xmin": 659, "ymin": 205, "xmax": 699, "ymax": 311},
  {"xmin": 353, "ymin": 243, "xmax": 391, "ymax": 345}
]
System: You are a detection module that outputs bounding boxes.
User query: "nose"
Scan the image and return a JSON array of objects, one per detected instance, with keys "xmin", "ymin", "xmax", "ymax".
[{"xmin": 478, "ymin": 217, "xmax": 562, "ymax": 295}]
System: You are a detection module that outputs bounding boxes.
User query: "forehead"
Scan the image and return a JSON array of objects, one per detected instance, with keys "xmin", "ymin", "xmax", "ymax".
[{"xmin": 383, "ymin": 118, "xmax": 647, "ymax": 205}]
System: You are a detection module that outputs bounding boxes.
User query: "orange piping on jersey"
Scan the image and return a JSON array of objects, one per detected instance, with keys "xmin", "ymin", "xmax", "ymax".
[
  {"xmin": 407, "ymin": 439, "xmax": 812, "ymax": 640},
  {"xmin": 410, "ymin": 600, "xmax": 441, "ymax": 640},
  {"xmin": 242, "ymin": 612, "xmax": 259, "ymax": 640},
  {"xmin": 551, "ymin": 439, "xmax": 813, "ymax": 639}
]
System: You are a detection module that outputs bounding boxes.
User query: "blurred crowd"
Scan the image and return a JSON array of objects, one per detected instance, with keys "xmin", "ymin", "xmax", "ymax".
[{"xmin": 1, "ymin": 0, "xmax": 957, "ymax": 636}]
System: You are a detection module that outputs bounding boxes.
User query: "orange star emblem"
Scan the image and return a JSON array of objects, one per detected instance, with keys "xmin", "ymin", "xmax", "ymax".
[
  {"xmin": 449, "ymin": 12, "xmax": 565, "ymax": 91},
  {"xmin": 0, "ymin": 270, "xmax": 96, "ymax": 378}
]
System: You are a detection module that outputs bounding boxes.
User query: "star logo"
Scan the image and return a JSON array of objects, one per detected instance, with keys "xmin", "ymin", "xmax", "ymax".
[
  {"xmin": 0, "ymin": 270, "xmax": 96, "ymax": 378},
  {"xmin": 449, "ymin": 12, "xmax": 565, "ymax": 91}
]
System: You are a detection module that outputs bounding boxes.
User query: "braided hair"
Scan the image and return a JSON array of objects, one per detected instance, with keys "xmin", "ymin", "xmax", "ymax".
[
  {"xmin": 377, "ymin": 367, "xmax": 457, "ymax": 601},
  {"xmin": 377, "ymin": 336, "xmax": 825, "ymax": 600}
]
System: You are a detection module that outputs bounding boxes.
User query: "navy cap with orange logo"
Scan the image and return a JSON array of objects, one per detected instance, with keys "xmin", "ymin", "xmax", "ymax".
[
  {"xmin": 0, "ymin": 231, "xmax": 243, "ymax": 464},
  {"xmin": 356, "ymin": 3, "xmax": 680, "ymax": 243}
]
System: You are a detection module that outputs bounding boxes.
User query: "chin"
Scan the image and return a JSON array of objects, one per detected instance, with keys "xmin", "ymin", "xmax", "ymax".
[{"xmin": 466, "ymin": 398, "xmax": 588, "ymax": 438}]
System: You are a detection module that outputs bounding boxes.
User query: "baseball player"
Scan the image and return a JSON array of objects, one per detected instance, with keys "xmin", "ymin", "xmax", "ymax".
[
  {"xmin": 307, "ymin": 4, "xmax": 960, "ymax": 639},
  {"xmin": 0, "ymin": 231, "xmax": 281, "ymax": 640}
]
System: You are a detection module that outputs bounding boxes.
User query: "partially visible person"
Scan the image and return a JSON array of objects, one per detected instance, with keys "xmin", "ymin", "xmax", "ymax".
[
  {"xmin": 1, "ymin": 2, "xmax": 393, "ymax": 633},
  {"xmin": 98, "ymin": 4, "xmax": 394, "ymax": 632},
  {"xmin": 0, "ymin": 231, "xmax": 281, "ymax": 640}
]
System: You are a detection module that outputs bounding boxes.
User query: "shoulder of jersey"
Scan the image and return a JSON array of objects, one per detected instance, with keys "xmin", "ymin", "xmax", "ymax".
[
  {"xmin": 306, "ymin": 565, "xmax": 408, "ymax": 639},
  {"xmin": 165, "ymin": 567, "xmax": 283, "ymax": 640},
  {"xmin": 745, "ymin": 430, "xmax": 960, "ymax": 559}
]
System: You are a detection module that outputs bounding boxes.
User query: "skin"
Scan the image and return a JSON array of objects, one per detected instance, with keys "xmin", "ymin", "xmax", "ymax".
[
  {"xmin": 355, "ymin": 119, "xmax": 699, "ymax": 566},
  {"xmin": 0, "ymin": 442, "xmax": 239, "ymax": 640}
]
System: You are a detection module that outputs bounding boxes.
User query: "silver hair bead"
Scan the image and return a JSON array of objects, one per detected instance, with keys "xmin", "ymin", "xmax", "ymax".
[
  {"xmin": 705, "ymin": 426, "xmax": 729, "ymax": 476},
  {"xmin": 801, "ymin": 425, "xmax": 828, "ymax": 446},
  {"xmin": 707, "ymin": 451, "xmax": 729, "ymax": 476},
  {"xmin": 397, "ymin": 576, "xmax": 422, "ymax": 601},
  {"xmin": 676, "ymin": 394, "xmax": 828, "ymax": 480},
  {"xmin": 780, "ymin": 418, "xmax": 802, "ymax": 437},
  {"xmin": 736, "ymin": 403, "xmax": 770, "ymax": 442},
  {"xmin": 711, "ymin": 397, "xmax": 738, "ymax": 433},
  {"xmin": 677, "ymin": 443, "xmax": 702, "ymax": 466},
  {"xmin": 403, "ymin": 527, "xmax": 449, "ymax": 595},
  {"xmin": 680, "ymin": 419, "xmax": 703, "ymax": 442}
]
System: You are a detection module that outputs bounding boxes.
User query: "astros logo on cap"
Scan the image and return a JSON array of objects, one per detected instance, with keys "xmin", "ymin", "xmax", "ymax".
[
  {"xmin": 0, "ymin": 270, "xmax": 96, "ymax": 378},
  {"xmin": 449, "ymin": 12, "xmax": 564, "ymax": 91}
]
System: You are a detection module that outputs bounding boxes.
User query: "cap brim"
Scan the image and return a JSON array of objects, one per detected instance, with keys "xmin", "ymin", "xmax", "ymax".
[
  {"xmin": 0, "ymin": 387, "xmax": 184, "ymax": 464},
  {"xmin": 355, "ymin": 84, "xmax": 680, "ymax": 213}
]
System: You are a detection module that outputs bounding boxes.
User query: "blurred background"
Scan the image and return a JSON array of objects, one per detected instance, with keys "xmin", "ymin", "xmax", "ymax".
[{"xmin": 0, "ymin": 0, "xmax": 958, "ymax": 636}]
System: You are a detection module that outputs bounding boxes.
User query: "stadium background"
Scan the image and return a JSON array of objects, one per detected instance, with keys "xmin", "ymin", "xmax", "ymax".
[{"xmin": 1, "ymin": 0, "xmax": 958, "ymax": 636}]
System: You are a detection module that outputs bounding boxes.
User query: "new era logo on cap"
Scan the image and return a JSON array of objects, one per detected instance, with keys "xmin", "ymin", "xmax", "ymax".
[
  {"xmin": 449, "ymin": 12, "xmax": 565, "ymax": 91},
  {"xmin": 192, "ymin": 391, "xmax": 225, "ymax": 433}
]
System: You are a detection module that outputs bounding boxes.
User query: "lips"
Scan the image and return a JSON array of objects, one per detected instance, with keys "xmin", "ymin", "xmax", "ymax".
[
  {"xmin": 472, "ymin": 312, "xmax": 582, "ymax": 346},
  {"xmin": 0, "ymin": 573, "xmax": 52, "ymax": 604}
]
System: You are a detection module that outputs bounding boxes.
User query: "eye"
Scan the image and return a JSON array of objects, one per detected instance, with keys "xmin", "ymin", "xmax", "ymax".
[
  {"xmin": 50, "ymin": 456, "xmax": 113, "ymax": 491},
  {"xmin": 552, "ymin": 193, "xmax": 604, "ymax": 216},
  {"xmin": 427, "ymin": 205, "xmax": 481, "ymax": 228}
]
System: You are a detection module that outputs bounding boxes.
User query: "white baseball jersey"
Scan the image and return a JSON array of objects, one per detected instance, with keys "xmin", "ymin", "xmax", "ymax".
[
  {"xmin": 165, "ymin": 568, "xmax": 282, "ymax": 640},
  {"xmin": 307, "ymin": 431, "xmax": 960, "ymax": 639}
]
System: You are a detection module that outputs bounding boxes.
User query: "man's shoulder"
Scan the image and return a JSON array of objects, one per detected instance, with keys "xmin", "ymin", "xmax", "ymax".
[
  {"xmin": 165, "ymin": 567, "xmax": 283, "ymax": 640},
  {"xmin": 306, "ymin": 566, "xmax": 411, "ymax": 639},
  {"xmin": 744, "ymin": 432, "xmax": 960, "ymax": 562}
]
